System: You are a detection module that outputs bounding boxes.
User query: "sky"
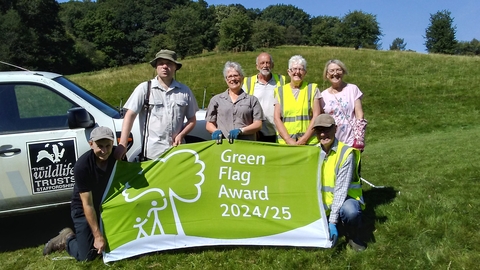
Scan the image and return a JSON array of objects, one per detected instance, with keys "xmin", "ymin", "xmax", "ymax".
[{"xmin": 57, "ymin": 0, "xmax": 479, "ymax": 53}]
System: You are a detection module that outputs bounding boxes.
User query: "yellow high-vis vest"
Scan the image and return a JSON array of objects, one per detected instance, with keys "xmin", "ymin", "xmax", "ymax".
[
  {"xmin": 274, "ymin": 82, "xmax": 318, "ymax": 145},
  {"xmin": 320, "ymin": 141, "xmax": 365, "ymax": 215},
  {"xmin": 243, "ymin": 74, "xmax": 286, "ymax": 95}
]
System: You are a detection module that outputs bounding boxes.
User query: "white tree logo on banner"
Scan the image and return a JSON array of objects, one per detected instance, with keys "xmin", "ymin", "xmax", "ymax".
[{"xmin": 121, "ymin": 149, "xmax": 205, "ymax": 238}]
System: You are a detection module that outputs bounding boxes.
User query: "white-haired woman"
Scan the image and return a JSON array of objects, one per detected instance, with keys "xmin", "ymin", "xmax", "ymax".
[
  {"xmin": 273, "ymin": 55, "xmax": 323, "ymax": 145},
  {"xmin": 321, "ymin": 59, "xmax": 367, "ymax": 150},
  {"xmin": 206, "ymin": 61, "xmax": 263, "ymax": 142}
]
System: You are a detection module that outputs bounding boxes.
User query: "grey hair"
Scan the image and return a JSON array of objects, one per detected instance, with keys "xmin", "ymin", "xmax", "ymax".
[
  {"xmin": 256, "ymin": 53, "xmax": 274, "ymax": 65},
  {"xmin": 323, "ymin": 59, "xmax": 349, "ymax": 80},
  {"xmin": 288, "ymin": 55, "xmax": 307, "ymax": 70},
  {"xmin": 223, "ymin": 61, "xmax": 245, "ymax": 78}
]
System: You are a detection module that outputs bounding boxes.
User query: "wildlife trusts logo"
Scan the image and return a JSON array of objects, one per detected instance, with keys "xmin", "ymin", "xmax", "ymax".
[
  {"xmin": 27, "ymin": 139, "xmax": 78, "ymax": 194},
  {"xmin": 36, "ymin": 142, "xmax": 66, "ymax": 163}
]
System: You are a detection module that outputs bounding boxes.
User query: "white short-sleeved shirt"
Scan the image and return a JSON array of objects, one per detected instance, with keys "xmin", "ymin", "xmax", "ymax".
[
  {"xmin": 124, "ymin": 78, "xmax": 198, "ymax": 159},
  {"xmin": 242, "ymin": 75, "xmax": 279, "ymax": 136}
]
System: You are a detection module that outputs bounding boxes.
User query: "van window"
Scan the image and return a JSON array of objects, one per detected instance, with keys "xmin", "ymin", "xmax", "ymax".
[{"xmin": 0, "ymin": 83, "xmax": 78, "ymax": 133}]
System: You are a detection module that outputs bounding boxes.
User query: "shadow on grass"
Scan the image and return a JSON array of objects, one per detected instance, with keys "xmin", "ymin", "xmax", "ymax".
[
  {"xmin": 0, "ymin": 204, "xmax": 73, "ymax": 252},
  {"xmin": 360, "ymin": 186, "xmax": 397, "ymax": 244}
]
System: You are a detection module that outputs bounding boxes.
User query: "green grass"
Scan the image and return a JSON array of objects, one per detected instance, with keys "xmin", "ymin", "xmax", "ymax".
[
  {"xmin": 69, "ymin": 46, "xmax": 480, "ymax": 141},
  {"xmin": 2, "ymin": 46, "xmax": 480, "ymax": 269}
]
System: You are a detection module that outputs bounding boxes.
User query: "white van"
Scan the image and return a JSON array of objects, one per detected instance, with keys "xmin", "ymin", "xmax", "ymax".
[{"xmin": 0, "ymin": 71, "xmax": 208, "ymax": 216}]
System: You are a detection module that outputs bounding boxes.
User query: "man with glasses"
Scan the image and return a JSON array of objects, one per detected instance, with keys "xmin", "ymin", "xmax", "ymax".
[
  {"xmin": 273, "ymin": 55, "xmax": 323, "ymax": 145},
  {"xmin": 243, "ymin": 52, "xmax": 286, "ymax": 143},
  {"xmin": 114, "ymin": 49, "xmax": 199, "ymax": 161},
  {"xmin": 313, "ymin": 114, "xmax": 366, "ymax": 251}
]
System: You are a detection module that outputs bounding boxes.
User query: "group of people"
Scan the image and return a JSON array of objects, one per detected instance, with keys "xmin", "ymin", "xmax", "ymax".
[
  {"xmin": 207, "ymin": 52, "xmax": 367, "ymax": 251},
  {"xmin": 43, "ymin": 49, "xmax": 368, "ymax": 262}
]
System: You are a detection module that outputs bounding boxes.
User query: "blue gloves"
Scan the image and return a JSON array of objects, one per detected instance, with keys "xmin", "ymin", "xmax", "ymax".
[
  {"xmin": 329, "ymin": 223, "xmax": 338, "ymax": 246},
  {"xmin": 212, "ymin": 129, "xmax": 242, "ymax": 144},
  {"xmin": 211, "ymin": 130, "xmax": 223, "ymax": 144},
  {"xmin": 229, "ymin": 129, "xmax": 242, "ymax": 139},
  {"xmin": 228, "ymin": 129, "xmax": 242, "ymax": 144}
]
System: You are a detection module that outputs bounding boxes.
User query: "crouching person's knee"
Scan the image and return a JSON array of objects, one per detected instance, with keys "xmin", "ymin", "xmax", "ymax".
[{"xmin": 339, "ymin": 198, "xmax": 362, "ymax": 227}]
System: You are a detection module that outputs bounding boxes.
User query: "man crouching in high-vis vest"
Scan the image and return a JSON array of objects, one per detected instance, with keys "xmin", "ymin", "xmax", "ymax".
[{"xmin": 313, "ymin": 114, "xmax": 366, "ymax": 251}]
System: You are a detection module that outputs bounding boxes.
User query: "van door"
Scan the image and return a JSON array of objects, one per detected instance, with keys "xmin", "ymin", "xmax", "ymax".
[{"xmin": 0, "ymin": 83, "xmax": 90, "ymax": 214}]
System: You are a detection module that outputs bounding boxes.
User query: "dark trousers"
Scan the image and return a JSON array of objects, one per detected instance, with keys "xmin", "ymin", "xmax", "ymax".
[
  {"xmin": 66, "ymin": 208, "xmax": 99, "ymax": 261},
  {"xmin": 256, "ymin": 132, "xmax": 277, "ymax": 143}
]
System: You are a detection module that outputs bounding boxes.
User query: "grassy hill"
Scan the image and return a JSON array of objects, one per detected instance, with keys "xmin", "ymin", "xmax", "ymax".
[
  {"xmin": 70, "ymin": 46, "xmax": 480, "ymax": 143},
  {"xmin": 4, "ymin": 46, "xmax": 480, "ymax": 269}
]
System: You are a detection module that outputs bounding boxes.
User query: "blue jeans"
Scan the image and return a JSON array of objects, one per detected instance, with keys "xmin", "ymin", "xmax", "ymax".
[
  {"xmin": 339, "ymin": 198, "xmax": 362, "ymax": 228},
  {"xmin": 66, "ymin": 208, "xmax": 99, "ymax": 261}
]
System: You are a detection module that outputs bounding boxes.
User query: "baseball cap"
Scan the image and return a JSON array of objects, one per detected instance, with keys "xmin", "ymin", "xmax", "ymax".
[
  {"xmin": 90, "ymin": 126, "xmax": 114, "ymax": 142},
  {"xmin": 312, "ymin": 114, "xmax": 336, "ymax": 129}
]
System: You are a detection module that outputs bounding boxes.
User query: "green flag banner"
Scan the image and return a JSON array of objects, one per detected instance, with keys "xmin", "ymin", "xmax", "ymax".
[{"xmin": 101, "ymin": 140, "xmax": 331, "ymax": 262}]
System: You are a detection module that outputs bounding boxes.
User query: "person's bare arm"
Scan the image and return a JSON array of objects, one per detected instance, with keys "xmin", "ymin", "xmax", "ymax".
[
  {"xmin": 79, "ymin": 191, "xmax": 105, "ymax": 254},
  {"xmin": 173, "ymin": 115, "xmax": 196, "ymax": 146},
  {"xmin": 354, "ymin": 98, "xmax": 364, "ymax": 120},
  {"xmin": 240, "ymin": 120, "xmax": 262, "ymax": 135},
  {"xmin": 114, "ymin": 109, "xmax": 137, "ymax": 160},
  {"xmin": 206, "ymin": 121, "xmax": 218, "ymax": 134}
]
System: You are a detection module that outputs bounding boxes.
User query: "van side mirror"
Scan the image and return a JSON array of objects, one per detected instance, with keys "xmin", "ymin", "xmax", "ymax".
[{"xmin": 67, "ymin": 107, "xmax": 95, "ymax": 129}]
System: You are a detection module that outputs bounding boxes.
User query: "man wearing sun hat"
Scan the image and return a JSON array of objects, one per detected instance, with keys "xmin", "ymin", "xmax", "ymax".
[
  {"xmin": 43, "ymin": 126, "xmax": 117, "ymax": 261},
  {"xmin": 115, "ymin": 49, "xmax": 199, "ymax": 161},
  {"xmin": 313, "ymin": 114, "xmax": 366, "ymax": 251}
]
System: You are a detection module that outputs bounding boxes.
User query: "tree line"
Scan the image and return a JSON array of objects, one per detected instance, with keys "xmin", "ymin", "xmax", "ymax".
[{"xmin": 0, "ymin": 1, "xmax": 477, "ymax": 74}]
